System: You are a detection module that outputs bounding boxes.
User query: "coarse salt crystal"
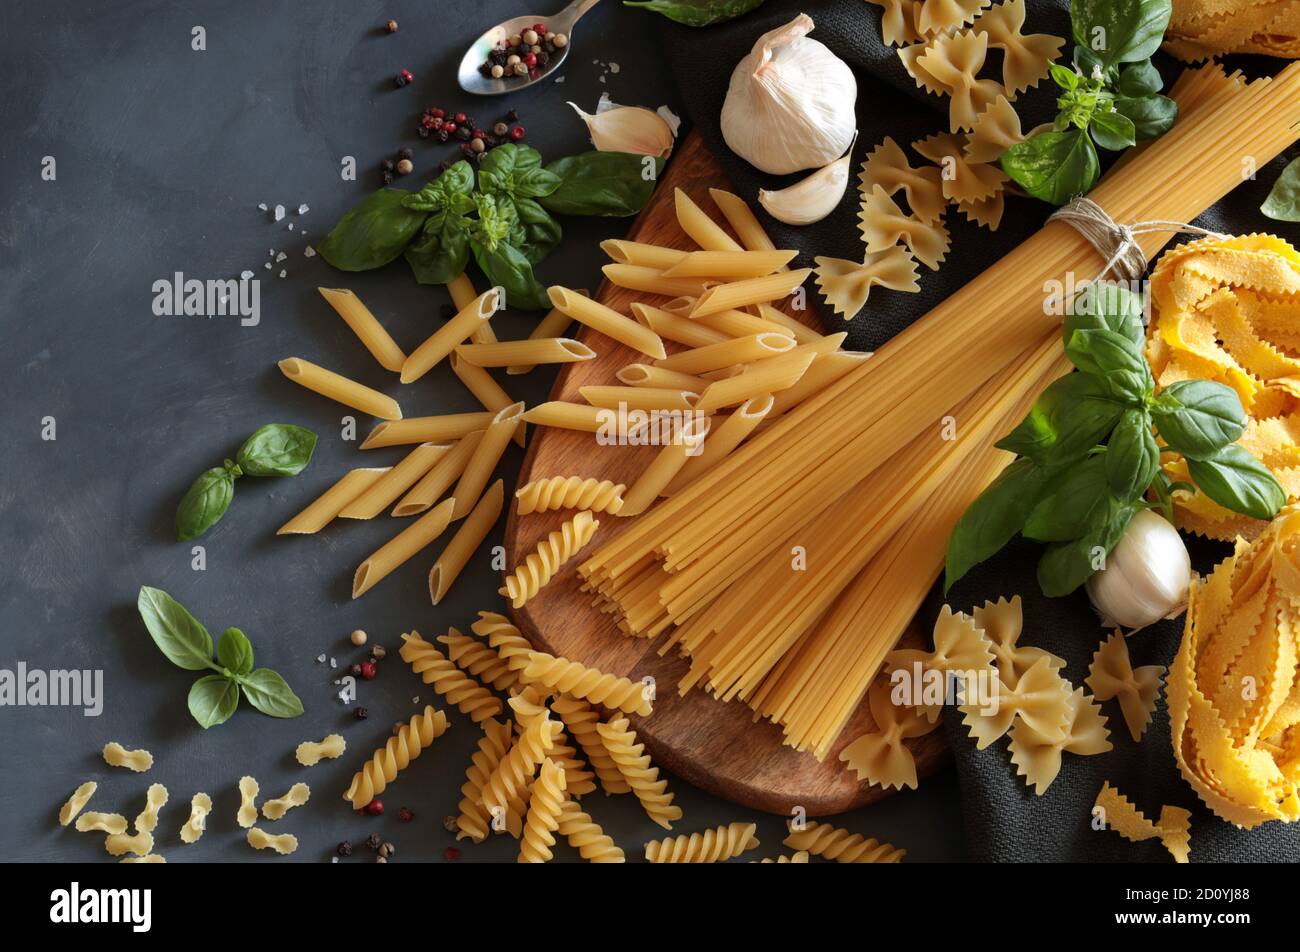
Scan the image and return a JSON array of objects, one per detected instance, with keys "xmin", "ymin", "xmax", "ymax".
[
  {"xmin": 274, "ymin": 204, "xmax": 285, "ymax": 221},
  {"xmin": 329, "ymin": 657, "xmax": 337, "ymax": 668},
  {"xmin": 287, "ymin": 223, "xmax": 295, "ymax": 231},
  {"xmin": 304, "ymin": 247, "xmax": 316, "ymax": 258},
  {"xmin": 275, "ymin": 252, "xmax": 287, "ymax": 262},
  {"xmin": 316, "ymin": 654, "xmax": 326, "ymax": 663},
  {"xmin": 297, "ymin": 204, "xmax": 309, "ymax": 215},
  {"xmin": 257, "ymin": 203, "xmax": 267, "ymax": 211},
  {"xmin": 240, "ymin": 270, "xmax": 254, "ymax": 280},
  {"xmin": 412, "ymin": 697, "xmax": 420, "ymax": 704},
  {"xmin": 555, "ymin": 76, "xmax": 565, "ymax": 83},
  {"xmin": 609, "ymin": 62, "xmax": 620, "ymax": 74},
  {"xmin": 279, "ymin": 269, "xmax": 287, "ymax": 278},
  {"xmin": 264, "ymin": 262, "xmax": 272, "ymax": 269}
]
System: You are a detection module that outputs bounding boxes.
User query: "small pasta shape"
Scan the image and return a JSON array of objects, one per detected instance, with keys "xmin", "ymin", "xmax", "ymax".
[
  {"xmin": 360, "ymin": 411, "xmax": 493, "ymax": 450},
  {"xmin": 963, "ymin": 94, "xmax": 1028, "ymax": 163},
  {"xmin": 237, "ymin": 776, "xmax": 259, "ymax": 828},
  {"xmin": 859, "ymin": 137, "xmax": 946, "ymax": 224},
  {"xmin": 180, "ymin": 793, "xmax": 212, "ymax": 844},
  {"xmin": 867, "ymin": 0, "xmax": 921, "ymax": 46},
  {"xmin": 754, "ymin": 852, "xmax": 810, "ymax": 863},
  {"xmin": 917, "ymin": 29, "xmax": 1004, "ymax": 132},
  {"xmin": 317, "ymin": 286, "xmax": 406, "ymax": 372},
  {"xmin": 551, "ymin": 694, "xmax": 632, "ymax": 795},
  {"xmin": 133, "ymin": 783, "xmax": 169, "ymax": 834},
  {"xmin": 674, "ymin": 187, "xmax": 743, "ymax": 251},
  {"xmin": 261, "ymin": 782, "xmax": 310, "ymax": 820},
  {"xmin": 343, "ymin": 705, "xmax": 450, "ymax": 809},
  {"xmin": 557, "ymin": 799, "xmax": 626, "ymax": 862},
  {"xmin": 120, "ymin": 854, "xmax": 165, "ymax": 864},
  {"xmin": 278, "ymin": 357, "xmax": 402, "ymax": 420},
  {"xmin": 102, "ymin": 742, "xmax": 153, "ymax": 773},
  {"xmin": 916, "ymin": 0, "xmax": 988, "ymax": 34},
  {"xmin": 247, "ymin": 827, "xmax": 298, "ymax": 855},
  {"xmin": 295, "ymin": 733, "xmax": 346, "ymax": 766},
  {"xmin": 645, "ymin": 823, "xmax": 759, "ymax": 863},
  {"xmin": 399, "ymin": 631, "xmax": 503, "ymax": 722},
  {"xmin": 481, "ymin": 713, "xmax": 557, "ymax": 818},
  {"xmin": 1086, "ymin": 630, "xmax": 1166, "ymax": 743},
  {"xmin": 400, "ymin": 287, "xmax": 500, "ymax": 383},
  {"xmin": 708, "ymin": 187, "xmax": 783, "ymax": 256},
  {"xmin": 438, "ymin": 627, "xmax": 519, "ymax": 693},
  {"xmin": 278, "ymin": 467, "xmax": 389, "ymax": 534},
  {"xmin": 548, "ymin": 286, "xmax": 667, "ymax": 359},
  {"xmin": 598, "ymin": 715, "xmax": 681, "ymax": 829},
  {"xmin": 516, "ymin": 476, "xmax": 626, "ymax": 516},
  {"xmin": 970, "ymin": 0, "xmax": 1063, "ymax": 94},
  {"xmin": 500, "ymin": 511, "xmax": 600, "ymax": 608},
  {"xmin": 814, "ymin": 250, "xmax": 920, "ymax": 319},
  {"xmin": 105, "ymin": 830, "xmax": 154, "ymax": 858},
  {"xmin": 76, "ymin": 812, "xmax": 127, "ymax": 835},
  {"xmin": 472, "ymin": 610, "xmax": 534, "ymax": 676},
  {"xmin": 522, "ymin": 650, "xmax": 653, "ymax": 716},
  {"xmin": 858, "ymin": 185, "xmax": 950, "ymax": 270},
  {"xmin": 58, "ymin": 782, "xmax": 97, "ymax": 827},
  {"xmin": 688, "ymin": 270, "xmax": 814, "ymax": 319},
  {"xmin": 519, "ymin": 758, "xmax": 568, "ymax": 863},
  {"xmin": 454, "ymin": 337, "xmax": 597, "ymax": 368},
  {"xmin": 839, "ymin": 678, "xmax": 941, "ymax": 791},
  {"xmin": 912, "ymin": 131, "xmax": 1008, "ymax": 203},
  {"xmin": 456, "ymin": 717, "xmax": 515, "ymax": 842},
  {"xmin": 428, "ymin": 480, "xmax": 504, "ymax": 605},
  {"xmin": 521, "ymin": 401, "xmax": 611, "ymax": 433},
  {"xmin": 784, "ymin": 820, "xmax": 906, "ymax": 863}
]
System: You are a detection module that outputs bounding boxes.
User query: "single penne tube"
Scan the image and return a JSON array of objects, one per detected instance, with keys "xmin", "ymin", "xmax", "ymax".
[
  {"xmin": 663, "ymin": 395, "xmax": 773, "ymax": 495},
  {"xmin": 521, "ymin": 401, "xmax": 612, "ymax": 433},
  {"xmin": 661, "ymin": 250, "xmax": 797, "ymax": 279},
  {"xmin": 278, "ymin": 358, "xmax": 402, "ymax": 421},
  {"xmin": 360, "ymin": 411, "xmax": 494, "ymax": 450},
  {"xmin": 616, "ymin": 363, "xmax": 712, "ymax": 391},
  {"xmin": 504, "ymin": 292, "xmax": 583, "ymax": 375},
  {"xmin": 618, "ymin": 416, "xmax": 712, "ymax": 517},
  {"xmin": 448, "ymin": 272, "xmax": 497, "ymax": 344},
  {"xmin": 338, "ymin": 443, "xmax": 449, "ymax": 519},
  {"xmin": 699, "ymin": 364, "xmax": 748, "ymax": 381},
  {"xmin": 392, "ymin": 431, "xmax": 484, "ymax": 517},
  {"xmin": 317, "ymin": 287, "xmax": 406, "ymax": 372},
  {"xmin": 709, "ymin": 188, "xmax": 784, "ymax": 260},
  {"xmin": 694, "ymin": 348, "xmax": 817, "ymax": 413},
  {"xmin": 580, "ymin": 386, "xmax": 700, "ymax": 413},
  {"xmin": 352, "ymin": 497, "xmax": 456, "ymax": 598},
  {"xmin": 454, "ymin": 337, "xmax": 597, "ymax": 368},
  {"xmin": 449, "ymin": 352, "xmax": 525, "ymax": 448},
  {"xmin": 654, "ymin": 332, "xmax": 795, "ymax": 375},
  {"xmin": 277, "ymin": 468, "xmax": 390, "ymax": 535},
  {"xmin": 674, "ymin": 188, "xmax": 743, "ymax": 252},
  {"xmin": 687, "ymin": 269, "xmax": 813, "ymax": 319},
  {"xmin": 753, "ymin": 302, "xmax": 824, "ymax": 344},
  {"xmin": 790, "ymin": 331, "xmax": 848, "ymax": 356},
  {"xmin": 630, "ymin": 303, "xmax": 729, "ymax": 349},
  {"xmin": 664, "ymin": 297, "xmax": 796, "ymax": 340},
  {"xmin": 765, "ymin": 351, "xmax": 872, "ymax": 419},
  {"xmin": 401, "ymin": 287, "xmax": 500, "ymax": 383},
  {"xmin": 600, "ymin": 239, "xmax": 688, "ymax": 271},
  {"xmin": 429, "ymin": 480, "xmax": 504, "ymax": 605},
  {"xmin": 600, "ymin": 265, "xmax": 718, "ymax": 301},
  {"xmin": 450, "ymin": 402, "xmax": 523, "ymax": 519},
  {"xmin": 547, "ymin": 286, "xmax": 666, "ymax": 360}
]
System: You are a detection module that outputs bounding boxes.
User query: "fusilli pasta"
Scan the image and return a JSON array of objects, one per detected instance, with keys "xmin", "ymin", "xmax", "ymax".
[
  {"xmin": 456, "ymin": 717, "xmax": 515, "ymax": 842},
  {"xmin": 557, "ymin": 799, "xmax": 626, "ymax": 862},
  {"xmin": 343, "ymin": 705, "xmax": 450, "ymax": 809},
  {"xmin": 516, "ymin": 476, "xmax": 626, "ymax": 515},
  {"xmin": 784, "ymin": 820, "xmax": 906, "ymax": 863},
  {"xmin": 399, "ymin": 631, "xmax": 503, "ymax": 722},
  {"xmin": 754, "ymin": 851, "xmax": 809, "ymax": 863},
  {"xmin": 472, "ymin": 610, "xmax": 534, "ymax": 677},
  {"xmin": 437, "ymin": 627, "xmax": 519, "ymax": 693},
  {"xmin": 550, "ymin": 694, "xmax": 632, "ymax": 795},
  {"xmin": 481, "ymin": 712, "xmax": 556, "ymax": 819},
  {"xmin": 519, "ymin": 758, "xmax": 568, "ymax": 863},
  {"xmin": 499, "ymin": 511, "xmax": 600, "ymax": 608},
  {"xmin": 597, "ymin": 715, "xmax": 681, "ymax": 829},
  {"xmin": 521, "ymin": 650, "xmax": 653, "ymax": 716},
  {"xmin": 644, "ymin": 822, "xmax": 760, "ymax": 863}
]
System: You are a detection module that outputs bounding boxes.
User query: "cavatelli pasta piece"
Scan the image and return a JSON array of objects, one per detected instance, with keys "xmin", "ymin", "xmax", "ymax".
[
  {"xmin": 551, "ymin": 694, "xmax": 632, "ymax": 795},
  {"xmin": 180, "ymin": 793, "xmax": 212, "ymax": 844},
  {"xmin": 295, "ymin": 733, "xmax": 346, "ymax": 766},
  {"xmin": 557, "ymin": 799, "xmax": 626, "ymax": 862},
  {"xmin": 519, "ymin": 758, "xmax": 568, "ymax": 863},
  {"xmin": 1086, "ymin": 630, "xmax": 1166, "ymax": 743},
  {"xmin": 598, "ymin": 715, "xmax": 681, "ymax": 829},
  {"xmin": 857, "ymin": 185, "xmax": 950, "ymax": 270},
  {"xmin": 247, "ymin": 826, "xmax": 298, "ymax": 855},
  {"xmin": 472, "ymin": 610, "xmax": 534, "ymax": 676},
  {"xmin": 521, "ymin": 649, "xmax": 653, "ymax": 716},
  {"xmin": 105, "ymin": 830, "xmax": 154, "ymax": 857},
  {"xmin": 814, "ymin": 250, "xmax": 921, "ymax": 319},
  {"xmin": 437, "ymin": 627, "xmax": 518, "ymax": 693},
  {"xmin": 456, "ymin": 717, "xmax": 515, "ymax": 842},
  {"xmin": 784, "ymin": 820, "xmax": 906, "ymax": 863},
  {"xmin": 645, "ymin": 822, "xmax": 760, "ymax": 863},
  {"xmin": 133, "ymin": 783, "xmax": 169, "ymax": 834},
  {"xmin": 236, "ymin": 776, "xmax": 259, "ymax": 828},
  {"xmin": 343, "ymin": 705, "xmax": 449, "ymax": 809},
  {"xmin": 76, "ymin": 812, "xmax": 127, "ymax": 835},
  {"xmin": 858, "ymin": 137, "xmax": 946, "ymax": 224},
  {"xmin": 102, "ymin": 742, "xmax": 152, "ymax": 772},
  {"xmin": 481, "ymin": 713, "xmax": 557, "ymax": 820},
  {"xmin": 261, "ymin": 782, "xmax": 310, "ymax": 820},
  {"xmin": 398, "ymin": 631, "xmax": 503, "ymax": 722},
  {"xmin": 516, "ymin": 476, "xmax": 626, "ymax": 515},
  {"xmin": 499, "ymin": 511, "xmax": 600, "ymax": 608},
  {"xmin": 58, "ymin": 782, "xmax": 97, "ymax": 827}
]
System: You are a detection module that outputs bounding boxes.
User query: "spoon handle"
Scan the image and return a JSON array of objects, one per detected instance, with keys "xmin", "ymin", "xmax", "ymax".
[{"xmin": 552, "ymin": 0, "xmax": 602, "ymax": 31}]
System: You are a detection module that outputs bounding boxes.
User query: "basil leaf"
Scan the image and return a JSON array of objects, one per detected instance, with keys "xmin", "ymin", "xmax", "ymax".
[
  {"xmin": 1000, "ymin": 130, "xmax": 1099, "ymax": 205},
  {"xmin": 944, "ymin": 459, "xmax": 1068, "ymax": 591},
  {"xmin": 236, "ymin": 423, "xmax": 317, "ymax": 476},
  {"xmin": 513, "ymin": 197, "xmax": 563, "ymax": 265},
  {"xmin": 470, "ymin": 234, "xmax": 551, "ymax": 310},
  {"xmin": 540, "ymin": 152, "xmax": 665, "ymax": 217},
  {"xmin": 1262, "ymin": 156, "xmax": 1300, "ymax": 222},
  {"xmin": 1024, "ymin": 455, "xmax": 1113, "ymax": 542},
  {"xmin": 402, "ymin": 162, "xmax": 476, "ymax": 212},
  {"xmin": 997, "ymin": 373, "xmax": 1125, "ymax": 464},
  {"xmin": 1114, "ymin": 94, "xmax": 1178, "ymax": 140},
  {"xmin": 1186, "ymin": 444, "xmax": 1286, "ymax": 520},
  {"xmin": 1037, "ymin": 500, "xmax": 1137, "ymax": 597},
  {"xmin": 1152, "ymin": 380, "xmax": 1247, "ymax": 459},
  {"xmin": 1065, "ymin": 281, "xmax": 1145, "ymax": 346},
  {"xmin": 623, "ymin": 0, "xmax": 767, "ymax": 27},
  {"xmin": 1090, "ymin": 110, "xmax": 1136, "ymax": 151},
  {"xmin": 1118, "ymin": 59, "xmax": 1163, "ymax": 97},
  {"xmin": 480, "ymin": 144, "xmax": 562, "ymax": 201},
  {"xmin": 1063, "ymin": 328, "xmax": 1152, "ymax": 400},
  {"xmin": 217, "ymin": 627, "xmax": 254, "ymax": 676},
  {"xmin": 1105, "ymin": 408, "xmax": 1160, "ymax": 500},
  {"xmin": 137, "ymin": 586, "xmax": 213, "ymax": 671},
  {"xmin": 404, "ymin": 210, "xmax": 472, "ymax": 285},
  {"xmin": 316, "ymin": 188, "xmax": 428, "ymax": 271},
  {"xmin": 1050, "ymin": 63, "xmax": 1081, "ymax": 90},
  {"xmin": 175, "ymin": 465, "xmax": 236, "ymax": 541},
  {"xmin": 238, "ymin": 668, "xmax": 305, "ymax": 719},
  {"xmin": 1071, "ymin": 0, "xmax": 1173, "ymax": 68},
  {"xmin": 188, "ymin": 675, "xmax": 240, "ymax": 729}
]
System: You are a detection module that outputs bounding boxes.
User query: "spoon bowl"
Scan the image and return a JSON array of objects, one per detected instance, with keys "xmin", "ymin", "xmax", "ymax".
[{"xmin": 457, "ymin": 0, "xmax": 601, "ymax": 96}]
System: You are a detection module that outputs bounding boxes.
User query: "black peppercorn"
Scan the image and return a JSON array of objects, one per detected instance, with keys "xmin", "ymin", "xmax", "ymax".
[
  {"xmin": 417, "ymin": 125, "xmax": 430, "ymax": 138},
  {"xmin": 537, "ymin": 51, "xmax": 550, "ymax": 67},
  {"xmin": 371, "ymin": 645, "xmax": 388, "ymax": 660},
  {"xmin": 351, "ymin": 662, "xmax": 363, "ymax": 676},
  {"xmin": 354, "ymin": 706, "xmax": 369, "ymax": 720},
  {"xmin": 381, "ymin": 158, "xmax": 394, "ymax": 171},
  {"xmin": 436, "ymin": 129, "xmax": 449, "ymax": 143},
  {"xmin": 394, "ymin": 75, "xmax": 407, "ymax": 88},
  {"xmin": 506, "ymin": 109, "xmax": 519, "ymax": 122},
  {"xmin": 456, "ymin": 126, "xmax": 472, "ymax": 141},
  {"xmin": 336, "ymin": 840, "xmax": 353, "ymax": 857},
  {"xmin": 366, "ymin": 832, "xmax": 382, "ymax": 851},
  {"xmin": 398, "ymin": 147, "xmax": 413, "ymax": 161}
]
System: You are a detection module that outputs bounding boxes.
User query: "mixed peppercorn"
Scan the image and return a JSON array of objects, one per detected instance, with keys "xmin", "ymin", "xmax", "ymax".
[
  {"xmin": 390, "ymin": 106, "xmax": 524, "ymax": 183},
  {"xmin": 478, "ymin": 24, "xmax": 567, "ymax": 82}
]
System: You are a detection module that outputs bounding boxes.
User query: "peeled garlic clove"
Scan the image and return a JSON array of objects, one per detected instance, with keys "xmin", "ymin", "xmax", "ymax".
[
  {"xmin": 757, "ymin": 135, "xmax": 856, "ymax": 226},
  {"xmin": 568, "ymin": 102, "xmax": 675, "ymax": 158},
  {"xmin": 1085, "ymin": 509, "xmax": 1192, "ymax": 630}
]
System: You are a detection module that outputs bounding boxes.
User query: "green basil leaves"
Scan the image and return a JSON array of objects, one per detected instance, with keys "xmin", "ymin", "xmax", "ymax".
[
  {"xmin": 540, "ymin": 152, "xmax": 665, "ymax": 217},
  {"xmin": 316, "ymin": 188, "xmax": 428, "ymax": 271},
  {"xmin": 1262, "ymin": 156, "xmax": 1300, "ymax": 222},
  {"xmin": 623, "ymin": 0, "xmax": 767, "ymax": 27}
]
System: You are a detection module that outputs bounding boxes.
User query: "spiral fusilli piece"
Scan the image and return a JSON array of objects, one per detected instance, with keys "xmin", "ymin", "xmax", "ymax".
[
  {"xmin": 519, "ymin": 758, "xmax": 568, "ymax": 863},
  {"xmin": 516, "ymin": 476, "xmax": 626, "ymax": 515},
  {"xmin": 472, "ymin": 610, "xmax": 533, "ymax": 677},
  {"xmin": 508, "ymin": 688, "xmax": 597, "ymax": 797},
  {"xmin": 456, "ymin": 717, "xmax": 513, "ymax": 842},
  {"xmin": 399, "ymin": 631, "xmax": 502, "ymax": 722},
  {"xmin": 557, "ymin": 799, "xmax": 625, "ymax": 863},
  {"xmin": 597, "ymin": 715, "xmax": 681, "ymax": 829},
  {"xmin": 783, "ymin": 821, "xmax": 905, "ymax": 863},
  {"xmin": 521, "ymin": 650, "xmax": 653, "ymax": 716},
  {"xmin": 645, "ymin": 822, "xmax": 760, "ymax": 863},
  {"xmin": 754, "ymin": 851, "xmax": 809, "ymax": 863},
  {"xmin": 343, "ymin": 705, "xmax": 449, "ymax": 809},
  {"xmin": 551, "ymin": 695, "xmax": 631, "ymax": 795},
  {"xmin": 481, "ymin": 713, "xmax": 556, "ymax": 819},
  {"xmin": 499, "ymin": 511, "xmax": 599, "ymax": 608},
  {"xmin": 438, "ymin": 627, "xmax": 518, "ymax": 693}
]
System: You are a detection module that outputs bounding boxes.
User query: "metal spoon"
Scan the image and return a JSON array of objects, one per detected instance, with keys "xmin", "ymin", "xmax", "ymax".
[{"xmin": 457, "ymin": 0, "xmax": 602, "ymax": 96}]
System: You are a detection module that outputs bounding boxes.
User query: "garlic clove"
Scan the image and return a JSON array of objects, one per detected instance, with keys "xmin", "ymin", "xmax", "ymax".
[
  {"xmin": 1085, "ymin": 509, "xmax": 1192, "ymax": 631},
  {"xmin": 568, "ymin": 101, "xmax": 675, "ymax": 158},
  {"xmin": 757, "ymin": 133, "xmax": 857, "ymax": 226}
]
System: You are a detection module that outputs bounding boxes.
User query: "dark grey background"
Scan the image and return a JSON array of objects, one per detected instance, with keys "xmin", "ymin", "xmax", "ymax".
[{"xmin": 0, "ymin": 0, "xmax": 962, "ymax": 862}]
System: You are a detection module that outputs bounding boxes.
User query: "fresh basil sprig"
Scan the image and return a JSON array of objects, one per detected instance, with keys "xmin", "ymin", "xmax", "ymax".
[
  {"xmin": 1262, "ymin": 156, "xmax": 1300, "ymax": 222},
  {"xmin": 945, "ymin": 282, "xmax": 1284, "ymax": 597},
  {"xmin": 175, "ymin": 424, "xmax": 317, "ymax": 540},
  {"xmin": 623, "ymin": 0, "xmax": 766, "ymax": 26},
  {"xmin": 1000, "ymin": 0, "xmax": 1177, "ymax": 205},
  {"xmin": 137, "ymin": 587, "xmax": 304, "ymax": 728}
]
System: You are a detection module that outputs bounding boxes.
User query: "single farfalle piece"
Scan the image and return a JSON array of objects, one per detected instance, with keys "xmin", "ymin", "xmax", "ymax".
[
  {"xmin": 519, "ymin": 758, "xmax": 568, "ymax": 863},
  {"xmin": 644, "ymin": 822, "xmax": 760, "ymax": 863},
  {"xmin": 917, "ymin": 30, "xmax": 1004, "ymax": 132},
  {"xmin": 342, "ymin": 705, "xmax": 449, "ymax": 809},
  {"xmin": 520, "ymin": 649, "xmax": 653, "ymax": 716},
  {"xmin": 913, "ymin": 132, "xmax": 1009, "ymax": 204},
  {"xmin": 437, "ymin": 626, "xmax": 519, "ymax": 693},
  {"xmin": 898, "ymin": 38, "xmax": 950, "ymax": 96},
  {"xmin": 859, "ymin": 137, "xmax": 947, "ymax": 224},
  {"xmin": 859, "ymin": 185, "xmax": 951, "ymax": 270},
  {"xmin": 961, "ymin": 654, "xmax": 1074, "ymax": 749},
  {"xmin": 954, "ymin": 191, "xmax": 1005, "ymax": 230},
  {"xmin": 970, "ymin": 0, "xmax": 1064, "ymax": 94},
  {"xmin": 783, "ymin": 820, "xmax": 905, "ymax": 863},
  {"xmin": 516, "ymin": 476, "xmax": 626, "ymax": 515},
  {"xmin": 886, "ymin": 604, "xmax": 997, "ymax": 675},
  {"xmin": 398, "ymin": 631, "xmax": 503, "ymax": 722},
  {"xmin": 866, "ymin": 0, "xmax": 921, "ymax": 46},
  {"xmin": 814, "ymin": 250, "xmax": 921, "ymax": 319},
  {"xmin": 500, "ymin": 511, "xmax": 600, "ymax": 608},
  {"xmin": 963, "ymin": 95, "xmax": 1028, "ymax": 163},
  {"xmin": 915, "ymin": 0, "xmax": 989, "ymax": 35},
  {"xmin": 971, "ymin": 595, "xmax": 1067, "ymax": 688},
  {"xmin": 1086, "ymin": 630, "xmax": 1166, "ymax": 742},
  {"xmin": 839, "ymin": 675, "xmax": 941, "ymax": 790},
  {"xmin": 1008, "ymin": 688, "xmax": 1113, "ymax": 794}
]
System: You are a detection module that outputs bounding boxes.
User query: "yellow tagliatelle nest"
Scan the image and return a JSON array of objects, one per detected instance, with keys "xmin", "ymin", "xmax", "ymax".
[
  {"xmin": 1169, "ymin": 509, "xmax": 1300, "ymax": 828},
  {"xmin": 1146, "ymin": 233, "xmax": 1300, "ymax": 540},
  {"xmin": 1165, "ymin": 0, "xmax": 1300, "ymax": 62}
]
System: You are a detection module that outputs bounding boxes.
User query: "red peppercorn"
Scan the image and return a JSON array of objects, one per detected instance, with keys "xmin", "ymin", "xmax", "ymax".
[
  {"xmin": 360, "ymin": 660, "xmax": 377, "ymax": 680},
  {"xmin": 400, "ymin": 69, "xmax": 414, "ymax": 81},
  {"xmin": 523, "ymin": 53, "xmax": 537, "ymax": 67},
  {"xmin": 443, "ymin": 121, "xmax": 457, "ymax": 134},
  {"xmin": 454, "ymin": 112, "xmax": 467, "ymax": 124},
  {"xmin": 534, "ymin": 23, "xmax": 547, "ymax": 34},
  {"xmin": 459, "ymin": 143, "xmax": 473, "ymax": 155},
  {"xmin": 510, "ymin": 126, "xmax": 526, "ymax": 142},
  {"xmin": 398, "ymin": 807, "xmax": 414, "ymax": 822},
  {"xmin": 430, "ymin": 107, "xmax": 445, "ymax": 119},
  {"xmin": 444, "ymin": 846, "xmax": 461, "ymax": 861},
  {"xmin": 471, "ymin": 128, "xmax": 487, "ymax": 140},
  {"xmin": 366, "ymin": 799, "xmax": 384, "ymax": 816}
]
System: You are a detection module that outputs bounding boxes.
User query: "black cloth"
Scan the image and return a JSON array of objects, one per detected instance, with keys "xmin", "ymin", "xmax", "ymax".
[{"xmin": 657, "ymin": 0, "xmax": 1300, "ymax": 861}]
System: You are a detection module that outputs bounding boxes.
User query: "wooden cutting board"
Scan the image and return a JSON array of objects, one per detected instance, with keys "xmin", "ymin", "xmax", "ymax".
[{"xmin": 504, "ymin": 131, "xmax": 946, "ymax": 816}]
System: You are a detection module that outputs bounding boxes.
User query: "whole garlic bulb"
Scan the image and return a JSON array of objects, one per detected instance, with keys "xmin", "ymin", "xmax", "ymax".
[
  {"xmin": 720, "ymin": 14, "xmax": 857, "ymax": 175},
  {"xmin": 1085, "ymin": 509, "xmax": 1192, "ymax": 630}
]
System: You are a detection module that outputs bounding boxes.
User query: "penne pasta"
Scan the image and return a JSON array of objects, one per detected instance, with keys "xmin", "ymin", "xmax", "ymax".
[
  {"xmin": 599, "ymin": 264, "xmax": 718, "ymax": 300},
  {"xmin": 694, "ymin": 349, "xmax": 817, "ymax": 413},
  {"xmin": 600, "ymin": 239, "xmax": 688, "ymax": 271},
  {"xmin": 618, "ymin": 416, "xmax": 711, "ymax": 517},
  {"xmin": 450, "ymin": 402, "xmax": 523, "ymax": 519},
  {"xmin": 709, "ymin": 188, "xmax": 784, "ymax": 260},
  {"xmin": 361, "ymin": 411, "xmax": 494, "ymax": 450},
  {"xmin": 454, "ymin": 337, "xmax": 596, "ymax": 368},
  {"xmin": 663, "ymin": 297, "xmax": 796, "ymax": 340},
  {"xmin": 277, "ymin": 468, "xmax": 390, "ymax": 535},
  {"xmin": 429, "ymin": 480, "xmax": 504, "ymax": 605},
  {"xmin": 661, "ymin": 250, "xmax": 797, "ymax": 279},
  {"xmin": 547, "ymin": 286, "xmax": 667, "ymax": 360},
  {"xmin": 616, "ymin": 363, "xmax": 712, "ymax": 391},
  {"xmin": 522, "ymin": 402, "xmax": 612, "ymax": 433},
  {"xmin": 580, "ymin": 386, "xmax": 699, "ymax": 413},
  {"xmin": 448, "ymin": 272, "xmax": 497, "ymax": 345},
  {"xmin": 654, "ymin": 332, "xmax": 795, "ymax": 375},
  {"xmin": 339, "ymin": 443, "xmax": 449, "ymax": 519},
  {"xmin": 278, "ymin": 357, "xmax": 402, "ymax": 420},
  {"xmin": 674, "ymin": 188, "xmax": 743, "ymax": 252},
  {"xmin": 449, "ymin": 352, "xmax": 525, "ymax": 447},
  {"xmin": 505, "ymin": 294, "xmax": 581, "ymax": 375},
  {"xmin": 688, "ymin": 269, "xmax": 813, "ymax": 319},
  {"xmin": 352, "ymin": 497, "xmax": 456, "ymax": 598},
  {"xmin": 317, "ymin": 287, "xmax": 406, "ymax": 372},
  {"xmin": 630, "ymin": 303, "xmax": 729, "ymax": 349},
  {"xmin": 765, "ymin": 351, "xmax": 871, "ymax": 420},
  {"xmin": 753, "ymin": 303, "xmax": 825, "ymax": 345},
  {"xmin": 392, "ymin": 432, "xmax": 483, "ymax": 517},
  {"xmin": 664, "ymin": 395, "xmax": 773, "ymax": 495},
  {"xmin": 401, "ymin": 287, "xmax": 500, "ymax": 383}
]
